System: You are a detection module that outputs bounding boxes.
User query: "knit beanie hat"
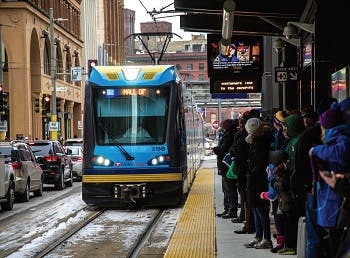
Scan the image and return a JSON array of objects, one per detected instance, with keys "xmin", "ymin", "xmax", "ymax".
[
  {"xmin": 245, "ymin": 118, "xmax": 262, "ymax": 143},
  {"xmin": 284, "ymin": 114, "xmax": 305, "ymax": 138},
  {"xmin": 273, "ymin": 111, "xmax": 286, "ymax": 127},
  {"xmin": 245, "ymin": 118, "xmax": 262, "ymax": 134},
  {"xmin": 319, "ymin": 108, "xmax": 343, "ymax": 129},
  {"xmin": 249, "ymin": 109, "xmax": 261, "ymax": 118}
]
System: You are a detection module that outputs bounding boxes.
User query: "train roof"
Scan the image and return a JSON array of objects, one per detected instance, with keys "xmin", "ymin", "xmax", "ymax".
[{"xmin": 88, "ymin": 65, "xmax": 181, "ymax": 86}]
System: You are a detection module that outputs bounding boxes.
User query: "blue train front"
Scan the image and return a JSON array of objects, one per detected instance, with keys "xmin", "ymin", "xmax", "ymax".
[{"xmin": 82, "ymin": 65, "xmax": 203, "ymax": 207}]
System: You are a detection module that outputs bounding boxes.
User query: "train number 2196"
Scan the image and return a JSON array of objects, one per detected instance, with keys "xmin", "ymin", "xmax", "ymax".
[{"xmin": 152, "ymin": 146, "xmax": 166, "ymax": 152}]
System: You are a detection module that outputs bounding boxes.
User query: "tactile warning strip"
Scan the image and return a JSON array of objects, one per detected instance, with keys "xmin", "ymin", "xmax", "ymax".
[{"xmin": 164, "ymin": 168, "xmax": 215, "ymax": 258}]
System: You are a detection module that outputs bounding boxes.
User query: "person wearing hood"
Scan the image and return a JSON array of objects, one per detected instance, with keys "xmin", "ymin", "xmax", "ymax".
[
  {"xmin": 243, "ymin": 118, "xmax": 274, "ymax": 249},
  {"xmin": 275, "ymin": 114, "xmax": 305, "ymax": 255}
]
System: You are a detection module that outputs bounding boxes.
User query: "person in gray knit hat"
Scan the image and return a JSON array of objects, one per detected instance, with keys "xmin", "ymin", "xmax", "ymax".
[
  {"xmin": 245, "ymin": 117, "xmax": 262, "ymax": 144},
  {"xmin": 243, "ymin": 117, "xmax": 274, "ymax": 249}
]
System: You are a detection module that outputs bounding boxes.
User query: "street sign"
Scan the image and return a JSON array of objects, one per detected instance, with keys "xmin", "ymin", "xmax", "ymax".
[
  {"xmin": 78, "ymin": 120, "xmax": 83, "ymax": 130},
  {"xmin": 274, "ymin": 67, "xmax": 299, "ymax": 82},
  {"xmin": 56, "ymin": 86, "xmax": 67, "ymax": 92},
  {"xmin": 0, "ymin": 121, "xmax": 8, "ymax": 132},
  {"xmin": 212, "ymin": 120, "xmax": 219, "ymax": 130},
  {"xmin": 49, "ymin": 122, "xmax": 59, "ymax": 131},
  {"xmin": 71, "ymin": 66, "xmax": 82, "ymax": 82}
]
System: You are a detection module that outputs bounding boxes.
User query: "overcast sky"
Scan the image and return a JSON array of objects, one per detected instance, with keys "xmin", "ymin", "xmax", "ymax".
[{"xmin": 124, "ymin": 0, "xmax": 194, "ymax": 40}]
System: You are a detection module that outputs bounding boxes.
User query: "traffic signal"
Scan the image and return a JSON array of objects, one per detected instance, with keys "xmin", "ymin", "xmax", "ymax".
[
  {"xmin": 0, "ymin": 92, "xmax": 8, "ymax": 115},
  {"xmin": 88, "ymin": 59, "xmax": 97, "ymax": 77},
  {"xmin": 35, "ymin": 93, "xmax": 42, "ymax": 113},
  {"xmin": 42, "ymin": 94, "xmax": 51, "ymax": 115},
  {"xmin": 56, "ymin": 97, "xmax": 61, "ymax": 113}
]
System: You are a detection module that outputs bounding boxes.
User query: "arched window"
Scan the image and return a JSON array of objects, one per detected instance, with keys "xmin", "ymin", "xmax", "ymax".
[
  {"xmin": 43, "ymin": 38, "xmax": 50, "ymax": 75},
  {"xmin": 65, "ymin": 51, "xmax": 72, "ymax": 83},
  {"xmin": 56, "ymin": 46, "xmax": 63, "ymax": 80}
]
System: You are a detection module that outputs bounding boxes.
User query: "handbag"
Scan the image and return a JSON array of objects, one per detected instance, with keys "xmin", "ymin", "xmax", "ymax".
[
  {"xmin": 222, "ymin": 153, "xmax": 233, "ymax": 168},
  {"xmin": 226, "ymin": 159, "xmax": 237, "ymax": 180}
]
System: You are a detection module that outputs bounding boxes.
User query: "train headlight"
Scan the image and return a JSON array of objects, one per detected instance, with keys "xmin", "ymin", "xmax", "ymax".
[
  {"xmin": 148, "ymin": 154, "xmax": 171, "ymax": 166},
  {"xmin": 92, "ymin": 156, "xmax": 114, "ymax": 166},
  {"xmin": 151, "ymin": 158, "xmax": 158, "ymax": 165}
]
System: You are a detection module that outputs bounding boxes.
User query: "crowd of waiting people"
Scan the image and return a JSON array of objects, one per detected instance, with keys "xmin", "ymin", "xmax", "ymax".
[{"xmin": 213, "ymin": 97, "xmax": 350, "ymax": 257}]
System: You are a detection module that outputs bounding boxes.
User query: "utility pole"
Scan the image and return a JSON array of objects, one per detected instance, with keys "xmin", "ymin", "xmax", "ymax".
[{"xmin": 49, "ymin": 8, "xmax": 67, "ymax": 141}]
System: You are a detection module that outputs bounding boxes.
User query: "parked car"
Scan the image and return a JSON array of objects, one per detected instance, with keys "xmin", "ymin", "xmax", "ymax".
[
  {"xmin": 26, "ymin": 140, "xmax": 73, "ymax": 190},
  {"xmin": 204, "ymin": 137, "xmax": 217, "ymax": 155},
  {"xmin": 0, "ymin": 142, "xmax": 43, "ymax": 202},
  {"xmin": 64, "ymin": 138, "xmax": 83, "ymax": 148},
  {"xmin": 65, "ymin": 146, "xmax": 83, "ymax": 181},
  {"xmin": 0, "ymin": 155, "xmax": 15, "ymax": 211}
]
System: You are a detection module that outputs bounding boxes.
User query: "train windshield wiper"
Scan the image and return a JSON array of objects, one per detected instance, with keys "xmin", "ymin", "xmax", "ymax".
[{"xmin": 98, "ymin": 122, "xmax": 135, "ymax": 160}]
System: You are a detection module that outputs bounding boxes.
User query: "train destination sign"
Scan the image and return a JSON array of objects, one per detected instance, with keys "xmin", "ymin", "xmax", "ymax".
[{"xmin": 210, "ymin": 77, "xmax": 261, "ymax": 94}]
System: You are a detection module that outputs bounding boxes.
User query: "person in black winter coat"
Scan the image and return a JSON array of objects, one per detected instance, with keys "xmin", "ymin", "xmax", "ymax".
[
  {"xmin": 243, "ymin": 118, "xmax": 274, "ymax": 249},
  {"xmin": 231, "ymin": 114, "xmax": 255, "ymax": 233},
  {"xmin": 213, "ymin": 119, "xmax": 239, "ymax": 218}
]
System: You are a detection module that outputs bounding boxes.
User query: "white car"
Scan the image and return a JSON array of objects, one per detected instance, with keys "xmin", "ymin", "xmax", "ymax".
[
  {"xmin": 65, "ymin": 146, "xmax": 83, "ymax": 181},
  {"xmin": 0, "ymin": 155, "xmax": 15, "ymax": 211},
  {"xmin": 0, "ymin": 142, "xmax": 43, "ymax": 202}
]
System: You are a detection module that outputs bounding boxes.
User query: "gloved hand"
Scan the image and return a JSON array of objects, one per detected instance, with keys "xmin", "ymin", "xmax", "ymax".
[{"xmin": 260, "ymin": 192, "xmax": 269, "ymax": 200}]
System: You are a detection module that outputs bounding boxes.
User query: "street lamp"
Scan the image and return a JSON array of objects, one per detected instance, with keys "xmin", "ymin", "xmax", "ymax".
[{"xmin": 49, "ymin": 8, "xmax": 67, "ymax": 140}]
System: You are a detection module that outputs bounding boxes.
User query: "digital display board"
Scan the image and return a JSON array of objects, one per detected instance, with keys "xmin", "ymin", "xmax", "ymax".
[
  {"xmin": 207, "ymin": 34, "xmax": 263, "ymax": 78},
  {"xmin": 210, "ymin": 77, "xmax": 261, "ymax": 94}
]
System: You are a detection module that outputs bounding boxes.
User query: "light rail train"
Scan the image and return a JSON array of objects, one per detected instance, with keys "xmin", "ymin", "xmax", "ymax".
[{"xmin": 82, "ymin": 65, "xmax": 204, "ymax": 207}]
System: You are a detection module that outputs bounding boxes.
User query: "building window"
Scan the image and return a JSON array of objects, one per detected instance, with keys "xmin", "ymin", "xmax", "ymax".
[
  {"xmin": 185, "ymin": 44, "xmax": 190, "ymax": 51},
  {"xmin": 188, "ymin": 74, "xmax": 193, "ymax": 81},
  {"xmin": 176, "ymin": 64, "xmax": 182, "ymax": 70},
  {"xmin": 187, "ymin": 64, "xmax": 193, "ymax": 70},
  {"xmin": 198, "ymin": 63, "xmax": 205, "ymax": 70},
  {"xmin": 65, "ymin": 52, "xmax": 72, "ymax": 83},
  {"xmin": 43, "ymin": 39, "xmax": 50, "ymax": 75},
  {"xmin": 192, "ymin": 44, "xmax": 202, "ymax": 52},
  {"xmin": 198, "ymin": 74, "xmax": 205, "ymax": 81}
]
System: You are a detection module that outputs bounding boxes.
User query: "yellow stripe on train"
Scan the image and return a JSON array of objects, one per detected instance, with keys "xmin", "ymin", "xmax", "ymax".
[{"xmin": 82, "ymin": 173, "xmax": 183, "ymax": 183}]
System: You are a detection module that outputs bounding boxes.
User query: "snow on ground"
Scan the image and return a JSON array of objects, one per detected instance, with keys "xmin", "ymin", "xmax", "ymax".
[
  {"xmin": 147, "ymin": 208, "xmax": 182, "ymax": 248},
  {"xmin": 1, "ymin": 192, "xmax": 87, "ymax": 258}
]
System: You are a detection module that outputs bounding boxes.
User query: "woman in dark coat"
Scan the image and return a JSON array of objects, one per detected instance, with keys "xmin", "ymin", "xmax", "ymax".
[
  {"xmin": 243, "ymin": 118, "xmax": 274, "ymax": 249},
  {"xmin": 213, "ymin": 119, "xmax": 238, "ymax": 218}
]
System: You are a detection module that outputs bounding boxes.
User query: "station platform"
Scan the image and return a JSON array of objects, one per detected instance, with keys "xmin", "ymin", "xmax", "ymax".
[{"xmin": 164, "ymin": 157, "xmax": 297, "ymax": 258}]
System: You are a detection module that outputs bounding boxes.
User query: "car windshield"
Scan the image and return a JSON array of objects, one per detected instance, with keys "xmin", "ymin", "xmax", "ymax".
[
  {"xmin": 28, "ymin": 143, "xmax": 52, "ymax": 156},
  {"xmin": 66, "ymin": 147, "xmax": 80, "ymax": 155}
]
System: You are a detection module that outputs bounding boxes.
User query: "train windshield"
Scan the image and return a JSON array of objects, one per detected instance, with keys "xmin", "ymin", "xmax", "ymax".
[{"xmin": 93, "ymin": 86, "xmax": 170, "ymax": 145}]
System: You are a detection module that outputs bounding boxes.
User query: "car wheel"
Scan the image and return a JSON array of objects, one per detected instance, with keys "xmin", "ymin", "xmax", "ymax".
[
  {"xmin": 33, "ymin": 176, "xmax": 43, "ymax": 197},
  {"xmin": 55, "ymin": 171, "xmax": 65, "ymax": 190},
  {"xmin": 66, "ymin": 172, "xmax": 73, "ymax": 187},
  {"xmin": 21, "ymin": 181, "xmax": 30, "ymax": 202},
  {"xmin": 1, "ymin": 180, "xmax": 15, "ymax": 211}
]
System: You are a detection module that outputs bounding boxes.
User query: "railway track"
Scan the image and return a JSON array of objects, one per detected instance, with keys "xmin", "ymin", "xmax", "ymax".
[
  {"xmin": 126, "ymin": 209, "xmax": 165, "ymax": 258},
  {"xmin": 34, "ymin": 208, "xmax": 106, "ymax": 258}
]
